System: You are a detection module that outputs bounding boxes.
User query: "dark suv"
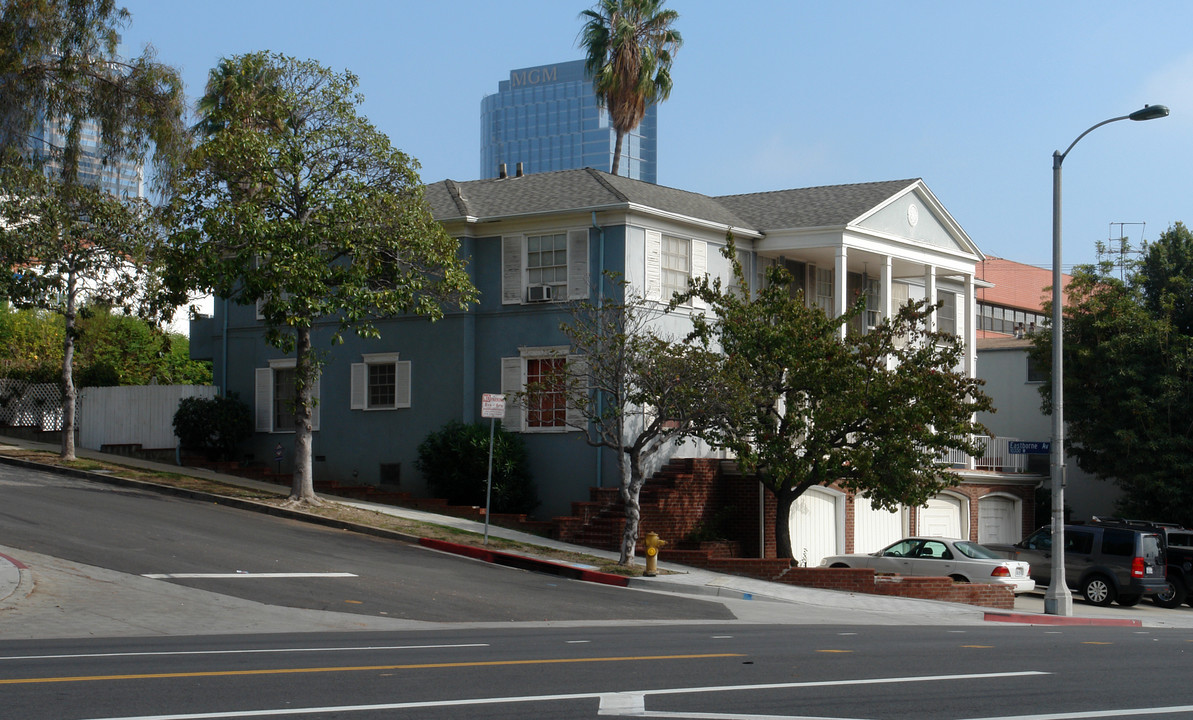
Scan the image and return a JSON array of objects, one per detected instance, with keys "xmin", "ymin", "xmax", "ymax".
[
  {"xmin": 987, "ymin": 522, "xmax": 1166, "ymax": 607},
  {"xmin": 1089, "ymin": 518, "xmax": 1193, "ymax": 609}
]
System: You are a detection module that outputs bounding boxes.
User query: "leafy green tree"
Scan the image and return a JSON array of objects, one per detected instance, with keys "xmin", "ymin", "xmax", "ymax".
[
  {"xmin": 416, "ymin": 420, "xmax": 538, "ymax": 515},
  {"xmin": 0, "ymin": 305, "xmax": 62, "ymax": 382},
  {"xmin": 171, "ymin": 52, "xmax": 477, "ymax": 506},
  {"xmin": 0, "ymin": 0, "xmax": 188, "ymax": 460},
  {"xmin": 579, "ymin": 0, "xmax": 681, "ymax": 176},
  {"xmin": 683, "ymin": 239, "xmax": 992, "ymax": 559},
  {"xmin": 545, "ymin": 275, "xmax": 731, "ymax": 565},
  {"xmin": 1033, "ymin": 222, "xmax": 1193, "ymax": 525}
]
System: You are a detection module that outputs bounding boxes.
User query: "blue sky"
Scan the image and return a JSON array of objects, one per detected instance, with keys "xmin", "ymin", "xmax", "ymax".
[{"xmin": 117, "ymin": 1, "xmax": 1191, "ymax": 270}]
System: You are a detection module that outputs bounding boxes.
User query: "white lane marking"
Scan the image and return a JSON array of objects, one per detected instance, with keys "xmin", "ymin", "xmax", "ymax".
[
  {"xmin": 567, "ymin": 640, "xmax": 592, "ymax": 644},
  {"xmin": 76, "ymin": 671, "xmax": 1047, "ymax": 720},
  {"xmin": 141, "ymin": 573, "xmax": 358, "ymax": 579},
  {"xmin": 0, "ymin": 644, "xmax": 488, "ymax": 662}
]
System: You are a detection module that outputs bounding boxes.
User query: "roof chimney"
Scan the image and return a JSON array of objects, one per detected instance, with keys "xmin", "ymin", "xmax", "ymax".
[
  {"xmin": 498, "ymin": 163, "xmax": 507, "ymax": 179},
  {"xmin": 516, "ymin": 162, "xmax": 524, "ymax": 178}
]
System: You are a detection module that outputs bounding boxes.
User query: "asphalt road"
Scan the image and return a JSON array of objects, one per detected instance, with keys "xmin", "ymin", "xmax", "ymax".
[
  {"xmin": 0, "ymin": 462, "xmax": 733, "ymax": 624},
  {"xmin": 3, "ymin": 623, "xmax": 1193, "ymax": 719}
]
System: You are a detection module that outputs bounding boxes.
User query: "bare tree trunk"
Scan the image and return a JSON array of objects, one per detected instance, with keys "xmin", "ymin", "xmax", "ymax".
[
  {"xmin": 774, "ymin": 486, "xmax": 797, "ymax": 561},
  {"xmin": 287, "ymin": 324, "xmax": 319, "ymax": 505},
  {"xmin": 610, "ymin": 129, "xmax": 625, "ymax": 176},
  {"xmin": 618, "ymin": 450, "xmax": 645, "ymax": 565},
  {"xmin": 59, "ymin": 271, "xmax": 77, "ymax": 461}
]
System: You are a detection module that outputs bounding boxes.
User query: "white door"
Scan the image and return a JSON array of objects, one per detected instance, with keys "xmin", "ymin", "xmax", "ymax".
[
  {"xmin": 789, "ymin": 489, "xmax": 839, "ymax": 567},
  {"xmin": 854, "ymin": 494, "xmax": 904, "ymax": 554},
  {"xmin": 920, "ymin": 495, "xmax": 963, "ymax": 538},
  {"xmin": 979, "ymin": 496, "xmax": 1019, "ymax": 544}
]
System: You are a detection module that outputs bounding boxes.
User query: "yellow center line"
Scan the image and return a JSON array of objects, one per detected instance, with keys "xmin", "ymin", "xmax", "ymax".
[
  {"xmin": 0, "ymin": 653, "xmax": 744, "ymax": 686},
  {"xmin": 815, "ymin": 650, "xmax": 852, "ymax": 653}
]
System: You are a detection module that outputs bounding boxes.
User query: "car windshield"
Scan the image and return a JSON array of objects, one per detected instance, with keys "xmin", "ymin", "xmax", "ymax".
[{"xmin": 954, "ymin": 541, "xmax": 1002, "ymax": 560}]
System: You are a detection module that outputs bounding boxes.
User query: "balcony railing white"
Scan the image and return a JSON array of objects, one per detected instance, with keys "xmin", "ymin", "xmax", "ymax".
[{"xmin": 939, "ymin": 435, "xmax": 1030, "ymax": 473}]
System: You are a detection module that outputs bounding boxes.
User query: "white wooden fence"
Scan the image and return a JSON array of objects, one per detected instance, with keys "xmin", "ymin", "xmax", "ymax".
[{"xmin": 78, "ymin": 385, "xmax": 218, "ymax": 451}]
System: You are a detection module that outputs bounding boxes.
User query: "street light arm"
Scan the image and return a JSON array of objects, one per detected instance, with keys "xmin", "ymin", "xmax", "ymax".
[{"xmin": 1057, "ymin": 115, "xmax": 1131, "ymax": 164}]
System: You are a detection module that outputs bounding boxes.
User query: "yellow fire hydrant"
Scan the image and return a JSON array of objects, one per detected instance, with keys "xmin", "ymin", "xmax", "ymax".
[{"xmin": 643, "ymin": 531, "xmax": 667, "ymax": 577}]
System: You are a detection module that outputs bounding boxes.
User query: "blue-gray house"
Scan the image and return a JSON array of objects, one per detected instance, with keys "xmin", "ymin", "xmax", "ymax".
[{"xmin": 193, "ymin": 168, "xmax": 1037, "ymax": 563}]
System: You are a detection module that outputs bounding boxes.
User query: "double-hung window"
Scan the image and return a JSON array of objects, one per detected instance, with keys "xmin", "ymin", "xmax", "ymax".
[
  {"xmin": 937, "ymin": 290, "xmax": 957, "ymax": 336},
  {"xmin": 255, "ymin": 359, "xmax": 320, "ymax": 433},
  {"xmin": 645, "ymin": 229, "xmax": 707, "ymax": 304},
  {"xmin": 661, "ymin": 235, "xmax": 691, "ymax": 299},
  {"xmin": 350, "ymin": 353, "xmax": 412, "ymax": 411},
  {"xmin": 500, "ymin": 347, "xmax": 585, "ymax": 433},
  {"xmin": 501, "ymin": 229, "xmax": 589, "ymax": 304}
]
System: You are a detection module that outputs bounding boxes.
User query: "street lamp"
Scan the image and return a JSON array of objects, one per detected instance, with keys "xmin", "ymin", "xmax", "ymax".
[{"xmin": 1046, "ymin": 104, "xmax": 1169, "ymax": 616}]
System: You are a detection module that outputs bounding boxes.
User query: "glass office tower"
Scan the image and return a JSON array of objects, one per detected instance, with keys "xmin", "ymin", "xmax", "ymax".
[
  {"xmin": 480, "ymin": 59, "xmax": 657, "ymax": 183},
  {"xmin": 32, "ymin": 113, "xmax": 144, "ymax": 199}
]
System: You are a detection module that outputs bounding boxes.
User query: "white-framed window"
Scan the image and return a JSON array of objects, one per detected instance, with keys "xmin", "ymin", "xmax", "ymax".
[
  {"xmin": 863, "ymin": 277, "xmax": 881, "ymax": 332},
  {"xmin": 502, "ymin": 229, "xmax": 589, "ymax": 304},
  {"xmin": 500, "ymin": 346, "xmax": 585, "ymax": 433},
  {"xmin": 814, "ymin": 266, "xmax": 834, "ymax": 314},
  {"xmin": 350, "ymin": 353, "xmax": 411, "ymax": 411},
  {"xmin": 255, "ymin": 359, "xmax": 320, "ymax": 433},
  {"xmin": 937, "ymin": 290, "xmax": 957, "ymax": 335},
  {"xmin": 661, "ymin": 235, "xmax": 691, "ymax": 299},
  {"xmin": 645, "ymin": 229, "xmax": 707, "ymax": 304}
]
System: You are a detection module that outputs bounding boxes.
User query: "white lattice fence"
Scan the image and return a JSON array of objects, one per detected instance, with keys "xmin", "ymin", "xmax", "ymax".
[{"xmin": 0, "ymin": 380, "xmax": 69, "ymax": 432}]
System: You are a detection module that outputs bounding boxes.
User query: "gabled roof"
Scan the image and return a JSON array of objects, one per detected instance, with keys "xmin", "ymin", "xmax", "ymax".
[
  {"xmin": 425, "ymin": 169, "xmax": 934, "ymax": 239},
  {"xmin": 714, "ymin": 179, "xmax": 919, "ymax": 230},
  {"xmin": 425, "ymin": 167, "xmax": 753, "ymax": 230},
  {"xmin": 976, "ymin": 256, "xmax": 1071, "ymax": 312}
]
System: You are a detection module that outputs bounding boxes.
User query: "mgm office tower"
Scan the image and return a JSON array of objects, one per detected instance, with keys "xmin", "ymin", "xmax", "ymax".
[{"xmin": 480, "ymin": 59, "xmax": 658, "ymax": 183}]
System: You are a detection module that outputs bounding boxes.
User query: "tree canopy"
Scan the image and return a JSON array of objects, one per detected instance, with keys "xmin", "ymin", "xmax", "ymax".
[
  {"xmin": 684, "ymin": 239, "xmax": 993, "ymax": 559},
  {"xmin": 0, "ymin": 0, "xmax": 188, "ymax": 459},
  {"xmin": 1032, "ymin": 222, "xmax": 1193, "ymax": 525},
  {"xmin": 170, "ymin": 51, "xmax": 477, "ymax": 505},
  {"xmin": 578, "ymin": 0, "xmax": 681, "ymax": 176}
]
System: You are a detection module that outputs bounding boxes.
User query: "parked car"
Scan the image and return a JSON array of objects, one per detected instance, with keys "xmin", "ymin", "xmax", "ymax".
[
  {"xmin": 986, "ymin": 523, "xmax": 1166, "ymax": 607},
  {"xmin": 820, "ymin": 537, "xmax": 1035, "ymax": 593},
  {"xmin": 1089, "ymin": 517, "xmax": 1193, "ymax": 609}
]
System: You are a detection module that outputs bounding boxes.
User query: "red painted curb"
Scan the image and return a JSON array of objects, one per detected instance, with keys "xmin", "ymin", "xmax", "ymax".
[
  {"xmin": 419, "ymin": 537, "xmax": 629, "ymax": 587},
  {"xmin": 0, "ymin": 552, "xmax": 28, "ymax": 570},
  {"xmin": 984, "ymin": 612, "xmax": 1142, "ymax": 627}
]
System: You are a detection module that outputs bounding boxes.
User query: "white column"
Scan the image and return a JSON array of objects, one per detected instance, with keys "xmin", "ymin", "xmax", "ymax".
[
  {"xmin": 835, "ymin": 247, "xmax": 848, "ymax": 339},
  {"xmin": 964, "ymin": 272, "xmax": 976, "ymax": 378},
  {"xmin": 924, "ymin": 265, "xmax": 937, "ymax": 333},
  {"xmin": 882, "ymin": 255, "xmax": 894, "ymax": 369}
]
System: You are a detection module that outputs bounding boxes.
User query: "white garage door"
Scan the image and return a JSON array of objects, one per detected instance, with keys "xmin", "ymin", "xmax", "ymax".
[
  {"xmin": 978, "ymin": 496, "xmax": 1020, "ymax": 544},
  {"xmin": 789, "ymin": 489, "xmax": 840, "ymax": 567},
  {"xmin": 854, "ymin": 494, "xmax": 904, "ymax": 554},
  {"xmin": 920, "ymin": 495, "xmax": 964, "ymax": 538}
]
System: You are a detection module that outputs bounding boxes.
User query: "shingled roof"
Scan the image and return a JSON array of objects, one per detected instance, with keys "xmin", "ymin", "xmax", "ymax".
[{"xmin": 424, "ymin": 169, "xmax": 921, "ymax": 236}]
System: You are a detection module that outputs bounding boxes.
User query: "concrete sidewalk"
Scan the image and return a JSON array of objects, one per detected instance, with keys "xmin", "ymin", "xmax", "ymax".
[{"xmin": 2, "ymin": 434, "xmax": 1190, "ymax": 633}]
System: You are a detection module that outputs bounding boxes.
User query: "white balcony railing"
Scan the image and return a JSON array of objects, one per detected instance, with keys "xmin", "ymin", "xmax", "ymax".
[{"xmin": 939, "ymin": 436, "xmax": 1030, "ymax": 473}]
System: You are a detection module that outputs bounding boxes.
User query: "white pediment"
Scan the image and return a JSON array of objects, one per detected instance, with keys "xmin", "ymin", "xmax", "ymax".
[{"xmin": 854, "ymin": 184, "xmax": 980, "ymax": 260}]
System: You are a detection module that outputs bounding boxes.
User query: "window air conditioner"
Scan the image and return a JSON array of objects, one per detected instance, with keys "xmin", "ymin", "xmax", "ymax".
[{"xmin": 527, "ymin": 285, "xmax": 553, "ymax": 302}]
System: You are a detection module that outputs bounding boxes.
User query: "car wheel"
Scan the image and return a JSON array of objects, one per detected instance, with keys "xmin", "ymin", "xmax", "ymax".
[
  {"xmin": 1081, "ymin": 575, "xmax": 1116, "ymax": 606},
  {"xmin": 1116, "ymin": 593, "xmax": 1142, "ymax": 607},
  {"xmin": 1153, "ymin": 580, "xmax": 1187, "ymax": 609},
  {"xmin": 829, "ymin": 563, "xmax": 850, "ymax": 568},
  {"xmin": 949, "ymin": 574, "xmax": 969, "ymax": 583}
]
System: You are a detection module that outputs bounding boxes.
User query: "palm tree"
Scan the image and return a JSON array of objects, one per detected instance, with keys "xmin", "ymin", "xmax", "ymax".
[{"xmin": 578, "ymin": 0, "xmax": 681, "ymax": 177}]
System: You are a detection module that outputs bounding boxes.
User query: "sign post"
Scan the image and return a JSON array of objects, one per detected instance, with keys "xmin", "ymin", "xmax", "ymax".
[{"xmin": 480, "ymin": 393, "xmax": 506, "ymax": 545}]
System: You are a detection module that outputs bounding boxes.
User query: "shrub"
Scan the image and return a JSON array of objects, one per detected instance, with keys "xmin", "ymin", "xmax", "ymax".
[
  {"xmin": 173, "ymin": 393, "xmax": 253, "ymax": 461},
  {"xmin": 416, "ymin": 420, "xmax": 538, "ymax": 515}
]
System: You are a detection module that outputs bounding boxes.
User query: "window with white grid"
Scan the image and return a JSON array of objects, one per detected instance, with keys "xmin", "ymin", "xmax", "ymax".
[
  {"xmin": 662, "ymin": 235, "xmax": 690, "ymax": 299},
  {"xmin": 526, "ymin": 233, "xmax": 568, "ymax": 298}
]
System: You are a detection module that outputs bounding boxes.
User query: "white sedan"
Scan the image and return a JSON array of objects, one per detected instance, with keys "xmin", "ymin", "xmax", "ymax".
[{"xmin": 820, "ymin": 537, "xmax": 1036, "ymax": 593}]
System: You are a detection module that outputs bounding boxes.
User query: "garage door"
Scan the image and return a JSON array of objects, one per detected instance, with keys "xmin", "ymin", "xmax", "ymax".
[
  {"xmin": 920, "ymin": 494, "xmax": 964, "ymax": 538},
  {"xmin": 978, "ymin": 496, "xmax": 1020, "ymax": 544},
  {"xmin": 789, "ymin": 489, "xmax": 840, "ymax": 567},
  {"xmin": 854, "ymin": 494, "xmax": 903, "ymax": 554}
]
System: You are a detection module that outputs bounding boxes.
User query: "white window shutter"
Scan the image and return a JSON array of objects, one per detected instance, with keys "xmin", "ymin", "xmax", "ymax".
[
  {"xmin": 690, "ymin": 239, "xmax": 708, "ymax": 308},
  {"xmin": 255, "ymin": 368, "xmax": 272, "ymax": 432},
  {"xmin": 566, "ymin": 354, "xmax": 588, "ymax": 431},
  {"xmin": 350, "ymin": 363, "xmax": 366, "ymax": 410},
  {"xmin": 396, "ymin": 361, "xmax": 412, "ymax": 408},
  {"xmin": 645, "ymin": 229, "xmax": 663, "ymax": 301},
  {"xmin": 500, "ymin": 356, "xmax": 524, "ymax": 432},
  {"xmin": 501, "ymin": 235, "xmax": 523, "ymax": 305},
  {"xmin": 567, "ymin": 229, "xmax": 589, "ymax": 300}
]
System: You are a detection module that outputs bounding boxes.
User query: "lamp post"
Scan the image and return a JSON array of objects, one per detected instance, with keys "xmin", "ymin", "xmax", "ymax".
[{"xmin": 1045, "ymin": 104, "xmax": 1169, "ymax": 616}]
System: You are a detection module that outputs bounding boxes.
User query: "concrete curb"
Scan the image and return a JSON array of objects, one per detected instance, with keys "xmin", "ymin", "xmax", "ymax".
[
  {"xmin": 419, "ymin": 538, "xmax": 630, "ymax": 587},
  {"xmin": 983, "ymin": 611, "xmax": 1142, "ymax": 627},
  {"xmin": 0, "ymin": 551, "xmax": 33, "ymax": 605}
]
